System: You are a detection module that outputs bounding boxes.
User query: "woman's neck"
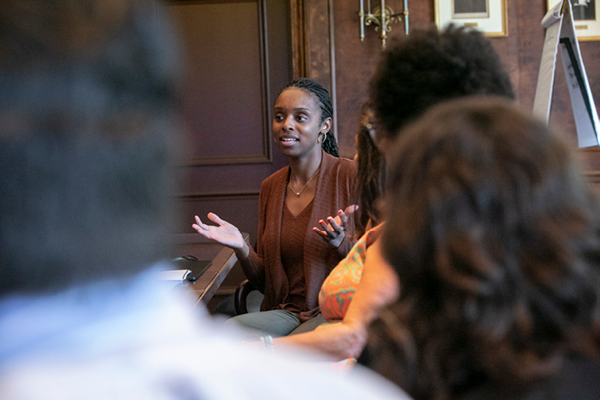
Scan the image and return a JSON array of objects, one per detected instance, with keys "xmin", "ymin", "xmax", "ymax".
[{"xmin": 288, "ymin": 150, "xmax": 323, "ymax": 181}]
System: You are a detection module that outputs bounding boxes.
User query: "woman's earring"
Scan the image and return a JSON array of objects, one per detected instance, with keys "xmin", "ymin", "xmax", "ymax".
[{"xmin": 318, "ymin": 133, "xmax": 326, "ymax": 144}]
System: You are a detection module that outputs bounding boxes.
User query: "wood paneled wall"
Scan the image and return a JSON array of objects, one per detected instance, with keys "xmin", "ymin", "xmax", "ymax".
[
  {"xmin": 165, "ymin": 1, "xmax": 600, "ymax": 300},
  {"xmin": 167, "ymin": 0, "xmax": 293, "ymax": 299},
  {"xmin": 168, "ymin": 0, "xmax": 600, "ymax": 238},
  {"xmin": 296, "ymin": 0, "xmax": 600, "ymax": 182},
  {"xmin": 167, "ymin": 0, "xmax": 291, "ymax": 241}
]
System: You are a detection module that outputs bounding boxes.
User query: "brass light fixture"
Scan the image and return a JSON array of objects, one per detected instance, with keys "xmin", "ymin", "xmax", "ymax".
[{"xmin": 359, "ymin": 0, "xmax": 409, "ymax": 49}]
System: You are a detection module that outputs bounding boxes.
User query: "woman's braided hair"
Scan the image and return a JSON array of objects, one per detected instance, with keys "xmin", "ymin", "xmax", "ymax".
[{"xmin": 282, "ymin": 78, "xmax": 339, "ymax": 157}]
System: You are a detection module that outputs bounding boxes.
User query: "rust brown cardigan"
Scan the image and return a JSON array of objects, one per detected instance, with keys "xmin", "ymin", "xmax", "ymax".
[{"xmin": 239, "ymin": 151, "xmax": 356, "ymax": 318}]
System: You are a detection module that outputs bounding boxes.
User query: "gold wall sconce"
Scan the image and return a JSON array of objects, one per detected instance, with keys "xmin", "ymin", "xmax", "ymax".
[{"xmin": 359, "ymin": 0, "xmax": 409, "ymax": 49}]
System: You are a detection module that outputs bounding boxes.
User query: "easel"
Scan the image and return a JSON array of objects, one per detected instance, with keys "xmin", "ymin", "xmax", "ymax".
[{"xmin": 533, "ymin": 0, "xmax": 600, "ymax": 147}]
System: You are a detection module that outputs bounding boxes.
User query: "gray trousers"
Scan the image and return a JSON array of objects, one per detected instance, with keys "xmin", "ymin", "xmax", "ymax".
[{"xmin": 226, "ymin": 310, "xmax": 327, "ymax": 338}]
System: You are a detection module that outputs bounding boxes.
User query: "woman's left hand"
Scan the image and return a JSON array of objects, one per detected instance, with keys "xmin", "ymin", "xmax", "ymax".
[{"xmin": 313, "ymin": 205, "xmax": 358, "ymax": 249}]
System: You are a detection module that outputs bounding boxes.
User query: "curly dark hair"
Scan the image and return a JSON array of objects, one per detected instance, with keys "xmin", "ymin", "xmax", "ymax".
[
  {"xmin": 370, "ymin": 24, "xmax": 514, "ymax": 140},
  {"xmin": 364, "ymin": 97, "xmax": 600, "ymax": 399},
  {"xmin": 353, "ymin": 100, "xmax": 387, "ymax": 238},
  {"xmin": 282, "ymin": 77, "xmax": 339, "ymax": 157}
]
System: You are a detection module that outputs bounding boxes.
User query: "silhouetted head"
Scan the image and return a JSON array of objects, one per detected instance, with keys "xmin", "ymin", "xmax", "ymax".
[{"xmin": 370, "ymin": 24, "xmax": 514, "ymax": 145}]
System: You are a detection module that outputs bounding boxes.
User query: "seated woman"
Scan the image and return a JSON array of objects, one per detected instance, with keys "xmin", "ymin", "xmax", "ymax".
[
  {"xmin": 362, "ymin": 97, "xmax": 600, "ymax": 400},
  {"xmin": 281, "ymin": 102, "xmax": 393, "ymax": 360},
  {"xmin": 193, "ymin": 78, "xmax": 356, "ymax": 337},
  {"xmin": 271, "ymin": 24, "xmax": 515, "ymax": 360}
]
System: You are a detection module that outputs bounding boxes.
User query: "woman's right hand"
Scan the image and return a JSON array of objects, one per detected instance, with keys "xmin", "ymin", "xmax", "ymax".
[
  {"xmin": 313, "ymin": 205, "xmax": 358, "ymax": 249},
  {"xmin": 193, "ymin": 213, "xmax": 249, "ymax": 259}
]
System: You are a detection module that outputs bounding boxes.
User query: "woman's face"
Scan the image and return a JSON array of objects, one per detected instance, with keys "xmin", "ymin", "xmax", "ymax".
[{"xmin": 272, "ymin": 87, "xmax": 330, "ymax": 160}]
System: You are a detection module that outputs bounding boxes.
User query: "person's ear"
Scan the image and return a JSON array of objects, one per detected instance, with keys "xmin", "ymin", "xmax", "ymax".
[{"xmin": 320, "ymin": 117, "xmax": 332, "ymax": 134}]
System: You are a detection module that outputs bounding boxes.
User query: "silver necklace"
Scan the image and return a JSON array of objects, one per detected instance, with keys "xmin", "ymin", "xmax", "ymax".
[{"xmin": 289, "ymin": 167, "xmax": 321, "ymax": 197}]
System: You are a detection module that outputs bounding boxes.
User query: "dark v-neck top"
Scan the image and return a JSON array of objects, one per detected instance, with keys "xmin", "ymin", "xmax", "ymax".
[
  {"xmin": 238, "ymin": 151, "xmax": 357, "ymax": 320},
  {"xmin": 280, "ymin": 199, "xmax": 314, "ymax": 317}
]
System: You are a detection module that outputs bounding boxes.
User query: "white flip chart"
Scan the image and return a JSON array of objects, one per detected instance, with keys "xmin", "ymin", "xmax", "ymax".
[{"xmin": 533, "ymin": 0, "xmax": 600, "ymax": 148}]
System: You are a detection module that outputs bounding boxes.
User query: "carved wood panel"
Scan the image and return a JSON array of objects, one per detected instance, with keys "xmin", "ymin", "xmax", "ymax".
[
  {"xmin": 169, "ymin": 0, "xmax": 271, "ymax": 165},
  {"xmin": 166, "ymin": 0, "xmax": 292, "ymax": 240}
]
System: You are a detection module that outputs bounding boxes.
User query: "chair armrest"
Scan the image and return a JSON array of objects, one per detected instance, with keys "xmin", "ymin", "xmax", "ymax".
[{"xmin": 234, "ymin": 279, "xmax": 258, "ymax": 315}]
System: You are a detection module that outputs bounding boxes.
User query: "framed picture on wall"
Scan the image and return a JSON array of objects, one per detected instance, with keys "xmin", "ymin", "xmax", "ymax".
[
  {"xmin": 435, "ymin": 0, "xmax": 508, "ymax": 37},
  {"xmin": 547, "ymin": 0, "xmax": 600, "ymax": 41}
]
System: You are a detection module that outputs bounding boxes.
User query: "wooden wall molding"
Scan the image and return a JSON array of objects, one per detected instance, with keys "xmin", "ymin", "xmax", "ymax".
[
  {"xmin": 168, "ymin": 1, "xmax": 291, "ymax": 239},
  {"xmin": 168, "ymin": 0, "xmax": 273, "ymax": 166},
  {"xmin": 181, "ymin": 155, "xmax": 271, "ymax": 166},
  {"xmin": 258, "ymin": 0, "xmax": 271, "ymax": 164},
  {"xmin": 290, "ymin": 0, "xmax": 307, "ymax": 78},
  {"xmin": 584, "ymin": 171, "xmax": 600, "ymax": 183},
  {"xmin": 289, "ymin": 0, "xmax": 338, "ymax": 139}
]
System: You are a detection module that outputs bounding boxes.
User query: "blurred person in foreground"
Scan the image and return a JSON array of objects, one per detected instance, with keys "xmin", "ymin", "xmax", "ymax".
[
  {"xmin": 0, "ymin": 1, "xmax": 408, "ymax": 399},
  {"xmin": 362, "ymin": 96, "xmax": 600, "ymax": 399}
]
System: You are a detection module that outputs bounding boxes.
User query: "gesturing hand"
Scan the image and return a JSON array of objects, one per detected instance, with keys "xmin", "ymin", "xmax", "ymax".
[
  {"xmin": 313, "ymin": 205, "xmax": 358, "ymax": 249},
  {"xmin": 193, "ymin": 213, "xmax": 248, "ymax": 257}
]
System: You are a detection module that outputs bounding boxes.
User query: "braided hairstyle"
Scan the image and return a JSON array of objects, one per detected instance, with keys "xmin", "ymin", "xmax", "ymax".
[
  {"xmin": 282, "ymin": 78, "xmax": 339, "ymax": 157},
  {"xmin": 353, "ymin": 100, "xmax": 387, "ymax": 239}
]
